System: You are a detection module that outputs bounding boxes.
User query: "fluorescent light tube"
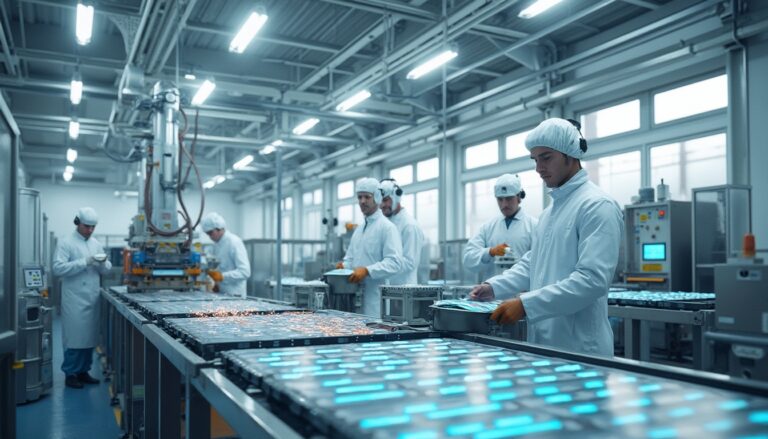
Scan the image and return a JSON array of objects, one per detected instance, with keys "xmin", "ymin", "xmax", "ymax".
[
  {"xmin": 214, "ymin": 175, "xmax": 226, "ymax": 184},
  {"xmin": 65, "ymin": 165, "xmax": 75, "ymax": 174},
  {"xmin": 70, "ymin": 75, "xmax": 83, "ymax": 105},
  {"xmin": 229, "ymin": 12, "xmax": 268, "ymax": 54},
  {"xmin": 63, "ymin": 172, "xmax": 73, "ymax": 182},
  {"xmin": 191, "ymin": 79, "xmax": 216, "ymax": 106},
  {"xmin": 518, "ymin": 0, "xmax": 562, "ymax": 19},
  {"xmin": 233, "ymin": 154, "xmax": 254, "ymax": 170},
  {"xmin": 203, "ymin": 180, "xmax": 216, "ymax": 189},
  {"xmin": 292, "ymin": 118, "xmax": 319, "ymax": 135},
  {"xmin": 259, "ymin": 140, "xmax": 283, "ymax": 156},
  {"xmin": 336, "ymin": 90, "xmax": 371, "ymax": 112},
  {"xmin": 67, "ymin": 148, "xmax": 78, "ymax": 163},
  {"xmin": 406, "ymin": 50, "xmax": 458, "ymax": 80},
  {"xmin": 184, "ymin": 73, "xmax": 196, "ymax": 80},
  {"xmin": 68, "ymin": 120, "xmax": 80, "ymax": 139},
  {"xmin": 76, "ymin": 3, "xmax": 94, "ymax": 45}
]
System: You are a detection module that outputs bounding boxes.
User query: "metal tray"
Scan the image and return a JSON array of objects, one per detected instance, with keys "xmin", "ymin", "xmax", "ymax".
[{"xmin": 430, "ymin": 305, "xmax": 525, "ymax": 340}]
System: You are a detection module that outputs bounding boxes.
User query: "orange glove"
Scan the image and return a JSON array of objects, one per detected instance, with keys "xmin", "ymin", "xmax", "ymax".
[
  {"xmin": 490, "ymin": 298, "xmax": 526, "ymax": 325},
  {"xmin": 207, "ymin": 270, "xmax": 223, "ymax": 282},
  {"xmin": 489, "ymin": 243, "xmax": 509, "ymax": 257},
  {"xmin": 336, "ymin": 262, "xmax": 344, "ymax": 269},
  {"xmin": 345, "ymin": 223, "xmax": 357, "ymax": 232},
  {"xmin": 348, "ymin": 267, "xmax": 369, "ymax": 283}
]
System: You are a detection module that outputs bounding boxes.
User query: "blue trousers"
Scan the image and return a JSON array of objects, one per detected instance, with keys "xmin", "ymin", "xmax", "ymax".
[{"xmin": 61, "ymin": 348, "xmax": 94, "ymax": 375}]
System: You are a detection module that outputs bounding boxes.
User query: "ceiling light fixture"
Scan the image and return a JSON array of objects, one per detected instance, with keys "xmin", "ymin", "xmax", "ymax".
[
  {"xmin": 259, "ymin": 139, "xmax": 283, "ymax": 155},
  {"xmin": 203, "ymin": 180, "xmax": 216, "ymax": 189},
  {"xmin": 406, "ymin": 49, "xmax": 458, "ymax": 80},
  {"xmin": 292, "ymin": 118, "xmax": 319, "ymax": 135},
  {"xmin": 75, "ymin": 3, "xmax": 94, "ymax": 46},
  {"xmin": 63, "ymin": 171, "xmax": 73, "ymax": 182},
  {"xmin": 214, "ymin": 175, "xmax": 226, "ymax": 184},
  {"xmin": 335, "ymin": 90, "xmax": 371, "ymax": 112},
  {"xmin": 184, "ymin": 73, "xmax": 196, "ymax": 80},
  {"xmin": 66, "ymin": 148, "xmax": 78, "ymax": 163},
  {"xmin": 68, "ymin": 120, "xmax": 80, "ymax": 140},
  {"xmin": 70, "ymin": 71, "xmax": 83, "ymax": 105},
  {"xmin": 229, "ymin": 12, "xmax": 269, "ymax": 54},
  {"xmin": 191, "ymin": 79, "xmax": 216, "ymax": 106},
  {"xmin": 65, "ymin": 165, "xmax": 75, "ymax": 174},
  {"xmin": 518, "ymin": 0, "xmax": 562, "ymax": 19},
  {"xmin": 233, "ymin": 154, "xmax": 254, "ymax": 170}
]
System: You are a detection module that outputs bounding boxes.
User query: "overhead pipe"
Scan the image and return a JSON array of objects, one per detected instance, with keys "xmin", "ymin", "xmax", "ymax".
[
  {"xmin": 126, "ymin": 0, "xmax": 157, "ymax": 66},
  {"xmin": 151, "ymin": 0, "xmax": 200, "ymax": 74}
]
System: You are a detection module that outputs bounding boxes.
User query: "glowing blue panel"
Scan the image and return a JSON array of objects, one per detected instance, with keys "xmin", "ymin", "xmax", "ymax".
[
  {"xmin": 429, "ymin": 356, "xmax": 450, "ymax": 362},
  {"xmin": 596, "ymin": 389, "xmax": 614, "ymax": 398},
  {"xmin": 417, "ymin": 378, "xmax": 443, "ymax": 386},
  {"xmin": 495, "ymin": 415, "xmax": 534, "ymax": 427},
  {"xmin": 545, "ymin": 394, "xmax": 572, "ymax": 404},
  {"xmin": 532, "ymin": 360, "xmax": 551, "ymax": 367},
  {"xmin": 639, "ymin": 384, "xmax": 662, "ymax": 393},
  {"xmin": 339, "ymin": 362, "xmax": 366, "ymax": 368},
  {"xmin": 385, "ymin": 372, "xmax": 413, "ymax": 380},
  {"xmin": 488, "ymin": 380, "xmax": 513, "ymax": 389},
  {"xmin": 476, "ymin": 420, "xmax": 562, "ymax": 439},
  {"xmin": 334, "ymin": 390, "xmax": 405, "ymax": 404},
  {"xmin": 449, "ymin": 349, "xmax": 469, "ymax": 354},
  {"xmin": 749, "ymin": 411, "xmax": 768, "ymax": 424},
  {"xmin": 361, "ymin": 355, "xmax": 389, "ymax": 361},
  {"xmin": 571, "ymin": 404, "xmax": 599, "ymax": 414},
  {"xmin": 486, "ymin": 364, "xmax": 510, "ymax": 371},
  {"xmin": 584, "ymin": 380, "xmax": 605, "ymax": 389},
  {"xmin": 312, "ymin": 369, "xmax": 347, "ymax": 376},
  {"xmin": 499, "ymin": 356, "xmax": 519, "ymax": 362},
  {"xmin": 667, "ymin": 407, "xmax": 694, "ymax": 418},
  {"xmin": 398, "ymin": 431, "xmax": 437, "ymax": 439},
  {"xmin": 720, "ymin": 400, "xmax": 748, "ymax": 411},
  {"xmin": 280, "ymin": 373, "xmax": 303, "ymax": 380},
  {"xmin": 383, "ymin": 359, "xmax": 409, "ymax": 366},
  {"xmin": 704, "ymin": 420, "xmax": 733, "ymax": 432},
  {"xmin": 439, "ymin": 385, "xmax": 466, "ymax": 396},
  {"xmin": 446, "ymin": 422, "xmax": 486, "ymax": 436},
  {"xmin": 489, "ymin": 392, "xmax": 517, "ymax": 401},
  {"xmin": 515, "ymin": 369, "xmax": 536, "ymax": 376},
  {"xmin": 620, "ymin": 376, "xmax": 638, "ymax": 383},
  {"xmin": 335, "ymin": 384, "xmax": 386, "ymax": 394},
  {"xmin": 257, "ymin": 356, "xmax": 280, "ymax": 362},
  {"xmin": 478, "ymin": 351, "xmax": 504, "ymax": 357},
  {"xmin": 376, "ymin": 366, "xmax": 396, "ymax": 371},
  {"xmin": 626, "ymin": 398, "xmax": 652, "ymax": 407},
  {"xmin": 684, "ymin": 392, "xmax": 705, "ymax": 401},
  {"xmin": 534, "ymin": 386, "xmax": 559, "ymax": 396},
  {"xmin": 533, "ymin": 375, "xmax": 557, "ymax": 383},
  {"xmin": 426, "ymin": 403, "xmax": 502, "ymax": 420},
  {"xmin": 612, "ymin": 413, "xmax": 648, "ymax": 426},
  {"xmin": 460, "ymin": 358, "xmax": 483, "ymax": 364},
  {"xmin": 448, "ymin": 368, "xmax": 469, "ymax": 375},
  {"xmin": 555, "ymin": 364, "xmax": 582, "ymax": 372},
  {"xmin": 647, "ymin": 427, "xmax": 678, "ymax": 439},
  {"xmin": 359, "ymin": 414, "xmax": 411, "ymax": 429},
  {"xmin": 322, "ymin": 378, "xmax": 352, "ymax": 387},
  {"xmin": 577, "ymin": 371, "xmax": 600, "ymax": 378},
  {"xmin": 403, "ymin": 403, "xmax": 437, "ymax": 414}
]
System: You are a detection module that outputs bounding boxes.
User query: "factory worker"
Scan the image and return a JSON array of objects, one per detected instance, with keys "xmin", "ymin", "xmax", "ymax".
[
  {"xmin": 337, "ymin": 177, "xmax": 403, "ymax": 317},
  {"xmin": 53, "ymin": 207, "xmax": 112, "ymax": 389},
  {"xmin": 380, "ymin": 178, "xmax": 425, "ymax": 285},
  {"xmin": 470, "ymin": 118, "xmax": 623, "ymax": 357},
  {"xmin": 201, "ymin": 212, "xmax": 251, "ymax": 298},
  {"xmin": 463, "ymin": 173, "xmax": 538, "ymax": 281}
]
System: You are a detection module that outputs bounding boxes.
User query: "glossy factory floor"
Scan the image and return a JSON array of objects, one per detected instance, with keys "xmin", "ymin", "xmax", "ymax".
[{"xmin": 16, "ymin": 316, "xmax": 122, "ymax": 439}]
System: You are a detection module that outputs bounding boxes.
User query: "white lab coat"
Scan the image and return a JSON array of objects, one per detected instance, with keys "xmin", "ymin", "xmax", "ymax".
[
  {"xmin": 463, "ymin": 208, "xmax": 538, "ymax": 281},
  {"xmin": 388, "ymin": 208, "xmax": 424, "ymax": 285},
  {"xmin": 343, "ymin": 209, "xmax": 403, "ymax": 318},
  {"xmin": 487, "ymin": 170, "xmax": 623, "ymax": 357},
  {"xmin": 211, "ymin": 231, "xmax": 251, "ymax": 298},
  {"xmin": 53, "ymin": 231, "xmax": 112, "ymax": 349}
]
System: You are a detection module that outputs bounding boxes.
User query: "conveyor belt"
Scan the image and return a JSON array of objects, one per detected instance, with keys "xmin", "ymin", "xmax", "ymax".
[
  {"xmin": 134, "ymin": 299, "xmax": 300, "ymax": 321},
  {"xmin": 114, "ymin": 290, "xmax": 243, "ymax": 304},
  {"xmin": 165, "ymin": 311, "xmax": 435, "ymax": 360},
  {"xmin": 222, "ymin": 337, "xmax": 768, "ymax": 439},
  {"xmin": 608, "ymin": 291, "xmax": 716, "ymax": 310}
]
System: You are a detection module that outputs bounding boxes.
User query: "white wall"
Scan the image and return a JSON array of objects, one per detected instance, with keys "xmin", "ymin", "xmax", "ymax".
[{"xmin": 31, "ymin": 181, "xmax": 242, "ymax": 243}]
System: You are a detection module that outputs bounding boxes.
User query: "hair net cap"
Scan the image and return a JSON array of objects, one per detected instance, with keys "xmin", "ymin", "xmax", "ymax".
[
  {"xmin": 201, "ymin": 212, "xmax": 226, "ymax": 232},
  {"xmin": 525, "ymin": 117, "xmax": 584, "ymax": 159},
  {"xmin": 77, "ymin": 207, "xmax": 99, "ymax": 226},
  {"xmin": 494, "ymin": 174, "xmax": 522, "ymax": 198},
  {"xmin": 356, "ymin": 177, "xmax": 383, "ymax": 204},
  {"xmin": 379, "ymin": 180, "xmax": 401, "ymax": 206}
]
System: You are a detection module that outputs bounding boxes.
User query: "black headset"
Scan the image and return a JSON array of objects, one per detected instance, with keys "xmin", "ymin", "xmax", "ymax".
[
  {"xmin": 566, "ymin": 118, "xmax": 588, "ymax": 153},
  {"xmin": 379, "ymin": 178, "xmax": 403, "ymax": 197},
  {"xmin": 74, "ymin": 217, "xmax": 80, "ymax": 226}
]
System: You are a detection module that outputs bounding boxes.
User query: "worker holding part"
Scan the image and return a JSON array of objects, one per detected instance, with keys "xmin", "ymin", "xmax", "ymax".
[
  {"xmin": 53, "ymin": 207, "xmax": 112, "ymax": 389},
  {"xmin": 470, "ymin": 118, "xmax": 623, "ymax": 357},
  {"xmin": 337, "ymin": 178, "xmax": 403, "ymax": 318},
  {"xmin": 201, "ymin": 212, "xmax": 251, "ymax": 298},
  {"xmin": 379, "ymin": 178, "xmax": 425, "ymax": 285},
  {"xmin": 463, "ymin": 173, "xmax": 538, "ymax": 282}
]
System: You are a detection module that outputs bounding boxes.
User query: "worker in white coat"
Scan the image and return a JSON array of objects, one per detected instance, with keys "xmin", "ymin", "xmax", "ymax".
[
  {"xmin": 470, "ymin": 118, "xmax": 623, "ymax": 357},
  {"xmin": 338, "ymin": 178, "xmax": 403, "ymax": 318},
  {"xmin": 463, "ymin": 173, "xmax": 538, "ymax": 281},
  {"xmin": 53, "ymin": 207, "xmax": 112, "ymax": 389},
  {"xmin": 380, "ymin": 178, "xmax": 425, "ymax": 285},
  {"xmin": 201, "ymin": 212, "xmax": 251, "ymax": 298}
]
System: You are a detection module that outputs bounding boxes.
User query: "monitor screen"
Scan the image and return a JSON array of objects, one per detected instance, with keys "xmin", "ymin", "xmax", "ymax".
[{"xmin": 642, "ymin": 243, "xmax": 666, "ymax": 261}]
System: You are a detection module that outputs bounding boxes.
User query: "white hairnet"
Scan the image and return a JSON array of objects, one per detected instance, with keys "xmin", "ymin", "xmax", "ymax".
[
  {"xmin": 525, "ymin": 118, "xmax": 585, "ymax": 159},
  {"xmin": 494, "ymin": 174, "xmax": 523, "ymax": 198},
  {"xmin": 76, "ymin": 207, "xmax": 98, "ymax": 226},
  {"xmin": 356, "ymin": 177, "xmax": 383, "ymax": 204},
  {"xmin": 379, "ymin": 179, "xmax": 401, "ymax": 206},
  {"xmin": 201, "ymin": 212, "xmax": 226, "ymax": 232}
]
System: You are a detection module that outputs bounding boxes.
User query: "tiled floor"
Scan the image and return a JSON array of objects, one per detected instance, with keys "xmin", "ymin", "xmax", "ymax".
[{"xmin": 16, "ymin": 316, "xmax": 122, "ymax": 439}]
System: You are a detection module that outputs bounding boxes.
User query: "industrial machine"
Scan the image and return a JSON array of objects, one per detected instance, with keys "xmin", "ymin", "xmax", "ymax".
[
  {"xmin": 380, "ymin": 285, "xmax": 442, "ymax": 325},
  {"xmin": 623, "ymin": 200, "xmax": 691, "ymax": 291},
  {"xmin": 712, "ymin": 262, "xmax": 768, "ymax": 380},
  {"xmin": 122, "ymin": 81, "xmax": 205, "ymax": 292}
]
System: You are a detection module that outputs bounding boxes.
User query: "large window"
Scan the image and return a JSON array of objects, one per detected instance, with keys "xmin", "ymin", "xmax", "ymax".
[
  {"xmin": 654, "ymin": 75, "xmax": 727, "ymax": 124},
  {"xmin": 337, "ymin": 180, "xmax": 354, "ymax": 199},
  {"xmin": 518, "ymin": 169, "xmax": 544, "ymax": 218},
  {"xmin": 506, "ymin": 130, "xmax": 531, "ymax": 160},
  {"xmin": 414, "ymin": 189, "xmax": 439, "ymax": 259},
  {"xmin": 302, "ymin": 189, "xmax": 323, "ymax": 239},
  {"xmin": 464, "ymin": 178, "xmax": 497, "ymax": 237},
  {"xmin": 465, "ymin": 140, "xmax": 499, "ymax": 169},
  {"xmin": 583, "ymin": 151, "xmax": 642, "ymax": 207},
  {"xmin": 281, "ymin": 197, "xmax": 292, "ymax": 239},
  {"xmin": 416, "ymin": 157, "xmax": 439, "ymax": 181},
  {"xmin": 581, "ymin": 100, "xmax": 641, "ymax": 139},
  {"xmin": 390, "ymin": 165, "xmax": 413, "ymax": 185},
  {"xmin": 337, "ymin": 203, "xmax": 362, "ymax": 234},
  {"xmin": 650, "ymin": 133, "xmax": 726, "ymax": 201}
]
